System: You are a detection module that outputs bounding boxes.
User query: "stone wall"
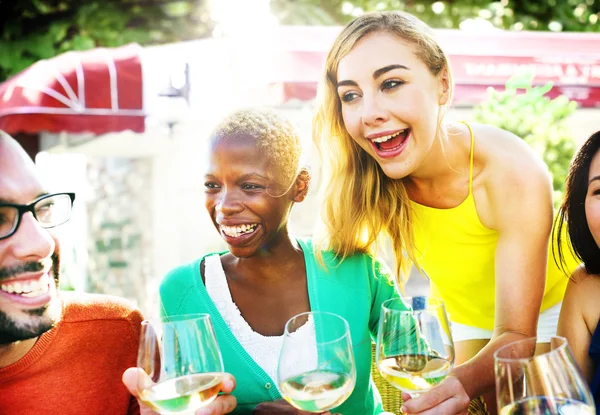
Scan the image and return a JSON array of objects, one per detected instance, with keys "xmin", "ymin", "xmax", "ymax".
[{"xmin": 84, "ymin": 156, "xmax": 154, "ymax": 314}]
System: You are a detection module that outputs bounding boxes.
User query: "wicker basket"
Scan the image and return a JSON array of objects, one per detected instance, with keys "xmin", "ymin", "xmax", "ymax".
[{"xmin": 370, "ymin": 344, "xmax": 490, "ymax": 414}]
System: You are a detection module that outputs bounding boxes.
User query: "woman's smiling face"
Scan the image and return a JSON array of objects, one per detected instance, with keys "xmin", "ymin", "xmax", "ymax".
[
  {"xmin": 336, "ymin": 31, "xmax": 449, "ymax": 179},
  {"xmin": 204, "ymin": 134, "xmax": 296, "ymax": 258},
  {"xmin": 585, "ymin": 149, "xmax": 600, "ymax": 249}
]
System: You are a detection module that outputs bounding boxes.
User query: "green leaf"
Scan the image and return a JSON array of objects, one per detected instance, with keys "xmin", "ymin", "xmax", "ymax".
[
  {"xmin": 161, "ymin": 1, "xmax": 192, "ymax": 18},
  {"xmin": 0, "ymin": 42, "xmax": 20, "ymax": 71},
  {"xmin": 48, "ymin": 20, "xmax": 70, "ymax": 43},
  {"xmin": 70, "ymin": 34, "xmax": 96, "ymax": 51},
  {"xmin": 536, "ymin": 81, "xmax": 554, "ymax": 96},
  {"xmin": 21, "ymin": 32, "xmax": 57, "ymax": 59},
  {"xmin": 505, "ymin": 70, "xmax": 535, "ymax": 90},
  {"xmin": 473, "ymin": 69, "xmax": 576, "ymax": 209},
  {"xmin": 31, "ymin": 0, "xmax": 52, "ymax": 14}
]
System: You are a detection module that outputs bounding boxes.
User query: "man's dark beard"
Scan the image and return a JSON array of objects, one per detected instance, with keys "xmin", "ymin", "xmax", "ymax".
[{"xmin": 0, "ymin": 254, "xmax": 61, "ymax": 344}]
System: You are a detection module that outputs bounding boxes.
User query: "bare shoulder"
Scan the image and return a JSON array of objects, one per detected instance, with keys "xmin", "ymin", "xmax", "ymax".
[
  {"xmin": 565, "ymin": 266, "xmax": 600, "ymax": 328},
  {"xmin": 566, "ymin": 265, "xmax": 600, "ymax": 299},
  {"xmin": 470, "ymin": 123, "xmax": 547, "ymax": 173},
  {"xmin": 467, "ymin": 123, "xmax": 551, "ymax": 190}
]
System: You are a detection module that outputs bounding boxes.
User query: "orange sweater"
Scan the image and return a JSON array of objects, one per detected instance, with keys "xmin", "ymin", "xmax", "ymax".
[{"xmin": 0, "ymin": 292, "xmax": 143, "ymax": 414}]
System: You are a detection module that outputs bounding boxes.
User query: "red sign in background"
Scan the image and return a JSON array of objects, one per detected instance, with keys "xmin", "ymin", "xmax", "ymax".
[{"xmin": 273, "ymin": 28, "xmax": 600, "ymax": 107}]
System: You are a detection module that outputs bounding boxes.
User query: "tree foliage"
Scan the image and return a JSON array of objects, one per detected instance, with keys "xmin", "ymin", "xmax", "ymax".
[
  {"xmin": 473, "ymin": 73, "xmax": 578, "ymax": 207},
  {"xmin": 271, "ymin": 0, "xmax": 600, "ymax": 32},
  {"xmin": 4, "ymin": 0, "xmax": 600, "ymax": 83},
  {"xmin": 0, "ymin": 0, "xmax": 213, "ymax": 81}
]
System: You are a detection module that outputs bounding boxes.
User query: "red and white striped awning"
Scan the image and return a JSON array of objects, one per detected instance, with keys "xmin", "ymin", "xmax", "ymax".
[{"xmin": 0, "ymin": 43, "xmax": 144, "ymax": 134}]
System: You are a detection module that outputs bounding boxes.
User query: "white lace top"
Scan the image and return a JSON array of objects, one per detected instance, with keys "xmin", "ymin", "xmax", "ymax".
[{"xmin": 204, "ymin": 254, "xmax": 315, "ymax": 384}]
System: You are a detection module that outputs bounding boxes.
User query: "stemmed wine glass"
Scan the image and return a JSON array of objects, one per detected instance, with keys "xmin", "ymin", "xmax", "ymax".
[
  {"xmin": 135, "ymin": 314, "xmax": 225, "ymax": 415},
  {"xmin": 376, "ymin": 296, "xmax": 455, "ymax": 396},
  {"xmin": 494, "ymin": 336, "xmax": 595, "ymax": 414},
  {"xmin": 277, "ymin": 311, "xmax": 357, "ymax": 413}
]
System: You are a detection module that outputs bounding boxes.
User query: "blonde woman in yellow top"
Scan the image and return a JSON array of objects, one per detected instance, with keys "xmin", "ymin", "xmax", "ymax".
[{"xmin": 313, "ymin": 10, "xmax": 578, "ymax": 415}]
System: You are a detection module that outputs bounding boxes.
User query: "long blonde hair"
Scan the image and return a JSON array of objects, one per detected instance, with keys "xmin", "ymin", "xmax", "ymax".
[{"xmin": 313, "ymin": 11, "xmax": 454, "ymax": 284}]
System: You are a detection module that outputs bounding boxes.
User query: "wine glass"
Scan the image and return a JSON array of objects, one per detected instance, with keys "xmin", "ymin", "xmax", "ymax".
[
  {"xmin": 277, "ymin": 311, "xmax": 357, "ymax": 412},
  {"xmin": 494, "ymin": 336, "xmax": 595, "ymax": 415},
  {"xmin": 376, "ymin": 296, "xmax": 455, "ymax": 395},
  {"xmin": 135, "ymin": 314, "xmax": 225, "ymax": 415}
]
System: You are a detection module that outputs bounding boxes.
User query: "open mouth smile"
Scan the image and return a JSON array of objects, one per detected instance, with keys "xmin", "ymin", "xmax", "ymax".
[
  {"xmin": 368, "ymin": 128, "xmax": 411, "ymax": 158},
  {"xmin": 0, "ymin": 273, "xmax": 53, "ymax": 307},
  {"xmin": 219, "ymin": 223, "xmax": 261, "ymax": 247},
  {"xmin": 220, "ymin": 223, "xmax": 258, "ymax": 238}
]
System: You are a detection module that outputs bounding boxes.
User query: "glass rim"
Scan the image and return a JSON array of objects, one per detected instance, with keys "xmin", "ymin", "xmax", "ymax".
[
  {"xmin": 381, "ymin": 296, "xmax": 445, "ymax": 313},
  {"xmin": 284, "ymin": 310, "xmax": 350, "ymax": 345},
  {"xmin": 493, "ymin": 335, "xmax": 568, "ymax": 363}
]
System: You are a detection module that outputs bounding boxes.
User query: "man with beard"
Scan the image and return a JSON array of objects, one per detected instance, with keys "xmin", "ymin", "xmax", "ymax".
[
  {"xmin": 0, "ymin": 131, "xmax": 145, "ymax": 413},
  {"xmin": 0, "ymin": 132, "xmax": 237, "ymax": 415}
]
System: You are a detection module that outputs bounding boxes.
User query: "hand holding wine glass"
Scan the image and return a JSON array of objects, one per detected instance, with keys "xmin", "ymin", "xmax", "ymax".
[
  {"xmin": 376, "ymin": 297, "xmax": 455, "ymax": 396},
  {"xmin": 494, "ymin": 336, "xmax": 595, "ymax": 415},
  {"xmin": 277, "ymin": 311, "xmax": 356, "ymax": 413},
  {"xmin": 123, "ymin": 370, "xmax": 237, "ymax": 415},
  {"xmin": 132, "ymin": 314, "xmax": 226, "ymax": 415}
]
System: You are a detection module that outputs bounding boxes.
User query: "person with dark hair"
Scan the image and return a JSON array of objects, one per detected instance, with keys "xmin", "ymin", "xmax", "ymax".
[
  {"xmin": 0, "ymin": 130, "xmax": 236, "ymax": 415},
  {"xmin": 0, "ymin": 131, "xmax": 143, "ymax": 414},
  {"xmin": 556, "ymin": 131, "xmax": 600, "ymax": 413}
]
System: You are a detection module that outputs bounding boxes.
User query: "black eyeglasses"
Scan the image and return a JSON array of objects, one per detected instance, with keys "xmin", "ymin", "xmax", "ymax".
[{"xmin": 0, "ymin": 192, "xmax": 76, "ymax": 240}]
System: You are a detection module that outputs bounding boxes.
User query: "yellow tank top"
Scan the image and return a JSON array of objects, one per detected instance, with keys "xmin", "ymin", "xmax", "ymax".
[{"xmin": 410, "ymin": 123, "xmax": 578, "ymax": 329}]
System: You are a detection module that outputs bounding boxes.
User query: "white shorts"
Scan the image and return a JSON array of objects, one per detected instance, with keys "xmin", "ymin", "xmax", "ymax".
[{"xmin": 450, "ymin": 302, "xmax": 562, "ymax": 343}]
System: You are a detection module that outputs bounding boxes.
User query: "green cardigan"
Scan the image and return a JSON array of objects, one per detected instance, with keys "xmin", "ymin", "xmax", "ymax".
[{"xmin": 159, "ymin": 238, "xmax": 401, "ymax": 414}]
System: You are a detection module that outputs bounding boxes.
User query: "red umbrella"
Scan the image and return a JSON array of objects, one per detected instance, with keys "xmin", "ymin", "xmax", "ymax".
[{"xmin": 0, "ymin": 43, "xmax": 145, "ymax": 135}]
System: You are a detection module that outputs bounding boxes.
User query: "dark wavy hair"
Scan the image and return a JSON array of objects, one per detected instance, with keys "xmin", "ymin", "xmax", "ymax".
[{"xmin": 554, "ymin": 130, "xmax": 600, "ymax": 275}]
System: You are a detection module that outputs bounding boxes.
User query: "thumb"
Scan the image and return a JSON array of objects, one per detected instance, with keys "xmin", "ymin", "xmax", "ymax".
[
  {"xmin": 220, "ymin": 373, "xmax": 236, "ymax": 393},
  {"xmin": 123, "ymin": 367, "xmax": 154, "ymax": 398}
]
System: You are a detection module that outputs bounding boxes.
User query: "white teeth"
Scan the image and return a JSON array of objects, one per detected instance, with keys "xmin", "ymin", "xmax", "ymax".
[
  {"xmin": 29, "ymin": 279, "xmax": 40, "ymax": 291},
  {"xmin": 221, "ymin": 224, "xmax": 257, "ymax": 237},
  {"xmin": 371, "ymin": 129, "xmax": 406, "ymax": 143},
  {"xmin": 39, "ymin": 273, "xmax": 50, "ymax": 286},
  {"xmin": 0, "ymin": 274, "xmax": 51, "ymax": 296},
  {"xmin": 21, "ymin": 288, "xmax": 47, "ymax": 298}
]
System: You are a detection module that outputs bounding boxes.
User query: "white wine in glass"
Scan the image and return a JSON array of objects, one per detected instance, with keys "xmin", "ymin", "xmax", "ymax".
[
  {"xmin": 136, "ymin": 314, "xmax": 225, "ymax": 414},
  {"xmin": 278, "ymin": 311, "xmax": 356, "ymax": 412},
  {"xmin": 495, "ymin": 336, "xmax": 595, "ymax": 415},
  {"xmin": 376, "ymin": 297, "xmax": 455, "ymax": 394}
]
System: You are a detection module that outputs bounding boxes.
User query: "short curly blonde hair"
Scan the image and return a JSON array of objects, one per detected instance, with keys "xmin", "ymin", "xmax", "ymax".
[{"xmin": 211, "ymin": 108, "xmax": 302, "ymax": 187}]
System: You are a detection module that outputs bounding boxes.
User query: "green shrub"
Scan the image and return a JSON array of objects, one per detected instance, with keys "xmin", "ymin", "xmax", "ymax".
[{"xmin": 472, "ymin": 72, "xmax": 578, "ymax": 208}]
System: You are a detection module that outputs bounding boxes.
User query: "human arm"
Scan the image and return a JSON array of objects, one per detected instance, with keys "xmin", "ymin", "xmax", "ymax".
[
  {"xmin": 402, "ymin": 126, "xmax": 553, "ymax": 413},
  {"xmin": 557, "ymin": 267, "xmax": 599, "ymax": 383},
  {"xmin": 122, "ymin": 368, "xmax": 237, "ymax": 415},
  {"xmin": 451, "ymin": 128, "xmax": 553, "ymax": 399}
]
